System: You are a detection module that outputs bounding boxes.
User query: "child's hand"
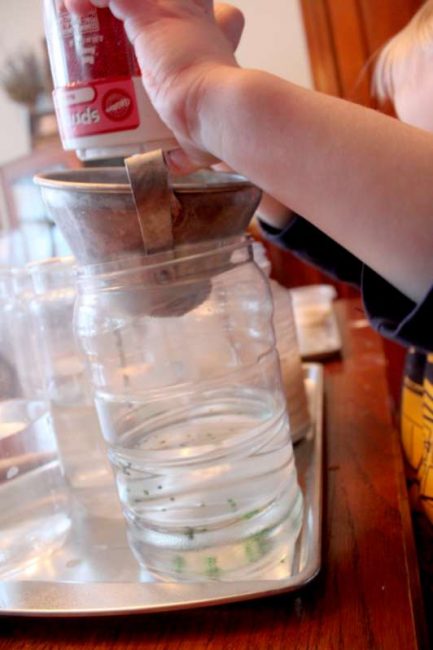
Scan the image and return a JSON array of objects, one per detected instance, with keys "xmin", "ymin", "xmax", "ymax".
[{"xmin": 65, "ymin": 1, "xmax": 243, "ymax": 171}]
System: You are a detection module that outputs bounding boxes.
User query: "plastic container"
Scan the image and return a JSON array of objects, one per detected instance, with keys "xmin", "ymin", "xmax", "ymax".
[
  {"xmin": 290, "ymin": 285, "xmax": 340, "ymax": 359},
  {"xmin": 252, "ymin": 242, "xmax": 310, "ymax": 442},
  {"xmin": 44, "ymin": 1, "xmax": 176, "ymax": 161},
  {"xmin": 74, "ymin": 238, "xmax": 303, "ymax": 581}
]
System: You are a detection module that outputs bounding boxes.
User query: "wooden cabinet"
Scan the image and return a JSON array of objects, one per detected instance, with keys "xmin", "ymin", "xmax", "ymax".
[{"xmin": 301, "ymin": 0, "xmax": 423, "ymax": 106}]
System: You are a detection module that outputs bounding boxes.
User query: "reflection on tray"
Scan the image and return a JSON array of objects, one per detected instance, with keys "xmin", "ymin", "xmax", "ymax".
[{"xmin": 0, "ymin": 365, "xmax": 323, "ymax": 616}]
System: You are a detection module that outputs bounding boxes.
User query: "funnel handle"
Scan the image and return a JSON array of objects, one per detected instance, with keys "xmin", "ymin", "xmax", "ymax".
[{"xmin": 125, "ymin": 150, "xmax": 175, "ymax": 254}]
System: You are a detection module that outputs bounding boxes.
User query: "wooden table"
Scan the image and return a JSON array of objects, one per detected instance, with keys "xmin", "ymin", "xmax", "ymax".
[{"xmin": 0, "ymin": 300, "xmax": 427, "ymax": 649}]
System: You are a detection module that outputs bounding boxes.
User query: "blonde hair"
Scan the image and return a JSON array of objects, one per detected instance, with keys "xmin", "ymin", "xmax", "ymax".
[{"xmin": 373, "ymin": 0, "xmax": 433, "ymax": 102}]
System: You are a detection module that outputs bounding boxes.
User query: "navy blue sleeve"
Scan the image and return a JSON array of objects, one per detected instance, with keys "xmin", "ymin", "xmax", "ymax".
[
  {"xmin": 260, "ymin": 215, "xmax": 433, "ymax": 353},
  {"xmin": 260, "ymin": 215, "xmax": 363, "ymax": 286}
]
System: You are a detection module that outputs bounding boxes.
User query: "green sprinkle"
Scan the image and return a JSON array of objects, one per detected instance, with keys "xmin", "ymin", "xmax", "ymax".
[
  {"xmin": 173, "ymin": 555, "xmax": 186, "ymax": 573},
  {"xmin": 143, "ymin": 490, "xmax": 149, "ymax": 496},
  {"xmin": 185, "ymin": 527, "xmax": 195, "ymax": 540},
  {"xmin": 123, "ymin": 462, "xmax": 132, "ymax": 476},
  {"xmin": 227, "ymin": 498, "xmax": 237, "ymax": 511},
  {"xmin": 205, "ymin": 556, "xmax": 221, "ymax": 579},
  {"xmin": 245, "ymin": 539, "xmax": 256, "ymax": 563},
  {"xmin": 255, "ymin": 530, "xmax": 271, "ymax": 555},
  {"xmin": 244, "ymin": 529, "xmax": 271, "ymax": 563},
  {"xmin": 242, "ymin": 509, "xmax": 260, "ymax": 520}
]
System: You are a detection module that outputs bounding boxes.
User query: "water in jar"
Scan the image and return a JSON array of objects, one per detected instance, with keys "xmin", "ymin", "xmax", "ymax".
[{"xmin": 96, "ymin": 379, "xmax": 303, "ymax": 581}]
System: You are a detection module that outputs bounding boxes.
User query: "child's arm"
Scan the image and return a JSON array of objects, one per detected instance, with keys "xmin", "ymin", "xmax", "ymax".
[{"xmin": 66, "ymin": 0, "xmax": 433, "ymax": 304}]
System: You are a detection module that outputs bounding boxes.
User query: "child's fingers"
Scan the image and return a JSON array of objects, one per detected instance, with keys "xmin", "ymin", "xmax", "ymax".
[
  {"xmin": 214, "ymin": 3, "xmax": 244, "ymax": 51},
  {"xmin": 65, "ymin": 1, "xmax": 216, "ymax": 21},
  {"xmin": 61, "ymin": 0, "xmax": 233, "ymax": 172},
  {"xmin": 64, "ymin": 0, "xmax": 104, "ymax": 13},
  {"xmin": 164, "ymin": 147, "xmax": 218, "ymax": 176},
  {"xmin": 64, "ymin": 0, "xmax": 242, "ymax": 55}
]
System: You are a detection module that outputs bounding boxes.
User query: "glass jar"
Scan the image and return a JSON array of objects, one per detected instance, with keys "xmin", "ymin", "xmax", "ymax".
[
  {"xmin": 0, "ymin": 268, "xmax": 71, "ymax": 576},
  {"xmin": 29, "ymin": 257, "xmax": 121, "ymax": 519},
  {"xmin": 75, "ymin": 238, "xmax": 303, "ymax": 581}
]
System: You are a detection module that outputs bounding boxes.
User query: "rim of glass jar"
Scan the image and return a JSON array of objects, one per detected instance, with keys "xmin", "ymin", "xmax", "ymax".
[
  {"xmin": 27, "ymin": 256, "xmax": 76, "ymax": 294},
  {"xmin": 27, "ymin": 256, "xmax": 75, "ymax": 272},
  {"xmin": 76, "ymin": 236, "xmax": 253, "ymax": 286}
]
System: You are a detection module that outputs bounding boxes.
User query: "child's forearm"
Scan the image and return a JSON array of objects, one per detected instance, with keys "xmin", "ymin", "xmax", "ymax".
[{"xmin": 195, "ymin": 66, "xmax": 433, "ymax": 303}]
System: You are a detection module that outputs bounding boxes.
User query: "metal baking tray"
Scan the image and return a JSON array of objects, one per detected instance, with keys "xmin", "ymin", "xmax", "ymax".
[{"xmin": 0, "ymin": 363, "xmax": 323, "ymax": 617}]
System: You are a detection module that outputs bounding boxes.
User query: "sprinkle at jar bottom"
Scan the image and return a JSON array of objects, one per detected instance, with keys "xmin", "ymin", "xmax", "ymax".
[{"xmin": 128, "ymin": 485, "xmax": 303, "ymax": 582}]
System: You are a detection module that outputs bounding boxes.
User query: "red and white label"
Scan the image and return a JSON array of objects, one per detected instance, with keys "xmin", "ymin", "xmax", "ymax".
[{"xmin": 54, "ymin": 76, "xmax": 140, "ymax": 140}]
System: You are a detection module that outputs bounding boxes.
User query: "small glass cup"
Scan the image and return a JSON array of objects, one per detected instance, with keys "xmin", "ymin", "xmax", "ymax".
[
  {"xmin": 75, "ymin": 238, "xmax": 303, "ymax": 581},
  {"xmin": 0, "ymin": 267, "xmax": 71, "ymax": 576},
  {"xmin": 29, "ymin": 257, "xmax": 121, "ymax": 519},
  {"xmin": 9, "ymin": 268, "xmax": 46, "ymax": 400}
]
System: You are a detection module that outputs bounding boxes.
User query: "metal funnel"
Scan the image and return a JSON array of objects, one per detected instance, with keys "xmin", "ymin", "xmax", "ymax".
[
  {"xmin": 35, "ymin": 153, "xmax": 261, "ymax": 316},
  {"xmin": 34, "ymin": 159, "xmax": 261, "ymax": 265}
]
